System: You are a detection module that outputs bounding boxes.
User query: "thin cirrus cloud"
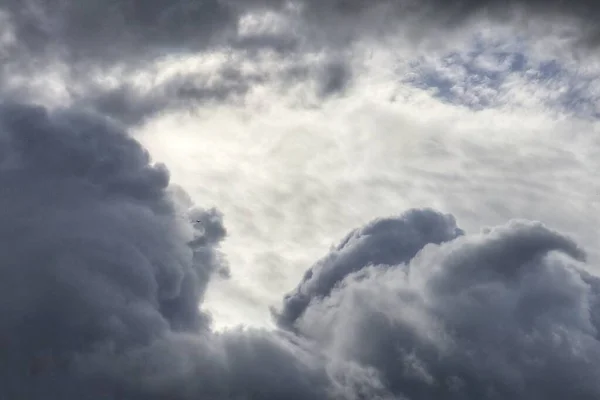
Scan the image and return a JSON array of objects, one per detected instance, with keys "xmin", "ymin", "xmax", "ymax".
[{"xmin": 0, "ymin": 1, "xmax": 600, "ymax": 399}]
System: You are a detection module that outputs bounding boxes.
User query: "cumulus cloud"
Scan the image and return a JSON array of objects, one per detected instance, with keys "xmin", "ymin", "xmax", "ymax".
[
  {"xmin": 0, "ymin": 101, "xmax": 387, "ymax": 399},
  {"xmin": 286, "ymin": 210, "xmax": 600, "ymax": 400},
  {"xmin": 0, "ymin": 101, "xmax": 219, "ymax": 378},
  {"xmin": 276, "ymin": 209, "xmax": 464, "ymax": 328},
  {"xmin": 3, "ymin": 99, "xmax": 598, "ymax": 399},
  {"xmin": 2, "ymin": 100, "xmax": 600, "ymax": 400}
]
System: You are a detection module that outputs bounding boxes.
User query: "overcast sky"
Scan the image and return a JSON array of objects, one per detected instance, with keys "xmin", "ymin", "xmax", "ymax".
[{"xmin": 1, "ymin": 1, "xmax": 600, "ymax": 399}]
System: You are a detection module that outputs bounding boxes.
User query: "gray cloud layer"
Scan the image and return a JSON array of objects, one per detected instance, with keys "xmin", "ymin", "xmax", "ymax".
[
  {"xmin": 2, "ymin": 0, "xmax": 600, "ymax": 125},
  {"xmin": 288, "ymin": 213, "xmax": 599, "ymax": 400},
  {"xmin": 4, "ymin": 0, "xmax": 600, "ymax": 62},
  {"xmin": 0, "ymin": 0, "xmax": 236, "ymax": 63}
]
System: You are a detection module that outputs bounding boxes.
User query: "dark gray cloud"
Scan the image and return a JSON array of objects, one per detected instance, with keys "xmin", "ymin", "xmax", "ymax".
[
  {"xmin": 0, "ymin": 100, "xmax": 221, "ymax": 363},
  {"xmin": 0, "ymin": 0, "xmax": 236, "ymax": 64},
  {"xmin": 0, "ymin": 101, "xmax": 348, "ymax": 399},
  {"xmin": 299, "ymin": 0, "xmax": 600, "ymax": 28},
  {"xmin": 0, "ymin": 0, "xmax": 296, "ymax": 67},
  {"xmin": 75, "ymin": 67, "xmax": 262, "ymax": 126},
  {"xmin": 72, "ymin": 58, "xmax": 353, "ymax": 125},
  {"xmin": 2, "ymin": 0, "xmax": 599, "ymax": 69},
  {"xmin": 0, "ymin": 1, "xmax": 267, "ymax": 124}
]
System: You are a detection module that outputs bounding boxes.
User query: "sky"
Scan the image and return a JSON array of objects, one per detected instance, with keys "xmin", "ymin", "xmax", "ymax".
[{"xmin": 1, "ymin": 1, "xmax": 600, "ymax": 399}]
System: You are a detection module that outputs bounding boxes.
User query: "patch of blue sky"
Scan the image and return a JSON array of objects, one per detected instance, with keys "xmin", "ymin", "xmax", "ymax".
[{"xmin": 404, "ymin": 33, "xmax": 600, "ymax": 119}]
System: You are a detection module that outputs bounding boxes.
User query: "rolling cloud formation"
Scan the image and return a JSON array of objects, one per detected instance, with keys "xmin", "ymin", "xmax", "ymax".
[
  {"xmin": 0, "ymin": 0, "xmax": 599, "ymax": 399},
  {"xmin": 0, "ymin": 102, "xmax": 338, "ymax": 399}
]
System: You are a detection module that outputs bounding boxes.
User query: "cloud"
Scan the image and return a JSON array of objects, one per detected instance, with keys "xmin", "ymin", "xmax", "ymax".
[
  {"xmin": 287, "ymin": 211, "xmax": 600, "ymax": 399},
  {"xmin": 3, "ymin": 0, "xmax": 600, "ymax": 63},
  {"xmin": 144, "ymin": 55, "xmax": 600, "ymax": 328},
  {"xmin": 316, "ymin": 60, "xmax": 353, "ymax": 97},
  {"xmin": 0, "ymin": 101, "xmax": 387, "ymax": 399},
  {"xmin": 76, "ymin": 67, "xmax": 260, "ymax": 126},
  {"xmin": 3, "ymin": 0, "xmax": 600, "ymax": 125},
  {"xmin": 0, "ymin": 102, "xmax": 210, "ymax": 395},
  {"xmin": 403, "ymin": 33, "xmax": 600, "ymax": 117},
  {"xmin": 0, "ymin": 100, "xmax": 224, "ymax": 346},
  {"xmin": 0, "ymin": 1, "xmax": 296, "ymax": 67},
  {"xmin": 2, "ymin": 2, "xmax": 600, "ymax": 399},
  {"xmin": 276, "ymin": 209, "xmax": 464, "ymax": 328},
  {"xmin": 0, "ymin": 0, "xmax": 236, "ymax": 63},
  {"xmin": 75, "ymin": 54, "xmax": 353, "ymax": 126},
  {"xmin": 299, "ymin": 0, "xmax": 600, "ymax": 34},
  {"xmin": 1, "ymin": 100, "xmax": 599, "ymax": 399},
  {"xmin": 0, "ymin": 1, "xmax": 264, "ymax": 125}
]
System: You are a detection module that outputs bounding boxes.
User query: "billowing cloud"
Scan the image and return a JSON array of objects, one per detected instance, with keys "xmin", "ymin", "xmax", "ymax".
[
  {"xmin": 0, "ymin": 101, "xmax": 220, "ymax": 380},
  {"xmin": 287, "ymin": 212, "xmax": 600, "ymax": 399},
  {"xmin": 0, "ymin": 101, "xmax": 385, "ymax": 399},
  {"xmin": 276, "ymin": 209, "xmax": 465, "ymax": 328}
]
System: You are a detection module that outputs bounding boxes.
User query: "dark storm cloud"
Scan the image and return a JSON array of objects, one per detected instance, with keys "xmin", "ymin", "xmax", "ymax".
[
  {"xmin": 0, "ymin": 0, "xmax": 297, "ymax": 66},
  {"xmin": 0, "ymin": 101, "xmax": 396, "ymax": 399},
  {"xmin": 0, "ymin": 100, "xmax": 222, "ymax": 351}
]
